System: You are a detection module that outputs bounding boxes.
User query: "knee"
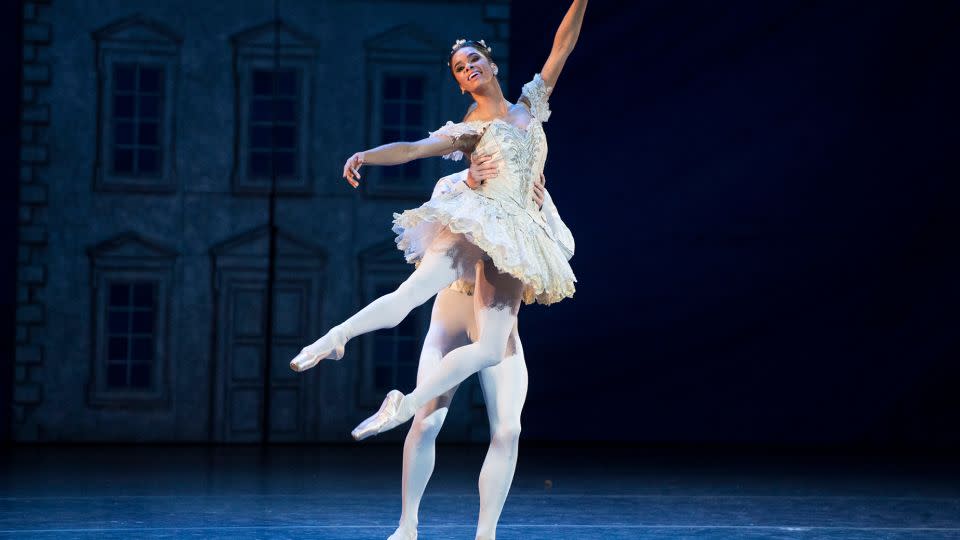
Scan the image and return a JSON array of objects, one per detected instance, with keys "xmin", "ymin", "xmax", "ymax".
[
  {"xmin": 491, "ymin": 423, "xmax": 521, "ymax": 447},
  {"xmin": 408, "ymin": 409, "xmax": 447, "ymax": 442},
  {"xmin": 482, "ymin": 351, "xmax": 505, "ymax": 369},
  {"xmin": 475, "ymin": 340, "xmax": 509, "ymax": 369}
]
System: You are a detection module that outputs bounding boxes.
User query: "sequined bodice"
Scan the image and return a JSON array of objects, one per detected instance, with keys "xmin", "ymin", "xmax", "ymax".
[
  {"xmin": 428, "ymin": 73, "xmax": 554, "ymax": 224},
  {"xmin": 470, "ymin": 117, "xmax": 547, "ymax": 218}
]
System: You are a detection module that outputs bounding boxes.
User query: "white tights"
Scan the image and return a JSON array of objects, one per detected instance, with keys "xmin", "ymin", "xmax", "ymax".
[
  {"xmin": 305, "ymin": 231, "xmax": 524, "ymax": 540},
  {"xmin": 389, "ymin": 289, "xmax": 528, "ymax": 540},
  {"xmin": 328, "ymin": 231, "xmax": 524, "ymax": 421}
]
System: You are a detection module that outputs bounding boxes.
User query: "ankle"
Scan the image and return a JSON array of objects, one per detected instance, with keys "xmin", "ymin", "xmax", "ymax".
[
  {"xmin": 334, "ymin": 322, "xmax": 353, "ymax": 343},
  {"xmin": 398, "ymin": 394, "xmax": 419, "ymax": 422}
]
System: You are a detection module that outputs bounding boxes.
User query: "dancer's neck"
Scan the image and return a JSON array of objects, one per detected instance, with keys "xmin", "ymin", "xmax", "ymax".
[{"xmin": 470, "ymin": 83, "xmax": 510, "ymax": 119}]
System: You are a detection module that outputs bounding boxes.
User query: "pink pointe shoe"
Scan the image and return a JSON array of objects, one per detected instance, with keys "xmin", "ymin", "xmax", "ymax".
[
  {"xmin": 351, "ymin": 390, "xmax": 414, "ymax": 441},
  {"xmin": 289, "ymin": 326, "xmax": 348, "ymax": 372}
]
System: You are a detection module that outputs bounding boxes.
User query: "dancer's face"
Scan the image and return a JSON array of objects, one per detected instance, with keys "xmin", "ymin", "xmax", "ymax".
[{"xmin": 451, "ymin": 47, "xmax": 496, "ymax": 94}]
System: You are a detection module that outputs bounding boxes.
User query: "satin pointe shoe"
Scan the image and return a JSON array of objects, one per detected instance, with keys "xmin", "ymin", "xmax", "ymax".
[
  {"xmin": 351, "ymin": 390, "xmax": 414, "ymax": 441},
  {"xmin": 289, "ymin": 326, "xmax": 348, "ymax": 372}
]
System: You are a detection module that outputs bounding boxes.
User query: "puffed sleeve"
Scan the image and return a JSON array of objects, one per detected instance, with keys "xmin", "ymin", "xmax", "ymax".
[
  {"xmin": 428, "ymin": 121, "xmax": 486, "ymax": 161},
  {"xmin": 520, "ymin": 73, "xmax": 554, "ymax": 123}
]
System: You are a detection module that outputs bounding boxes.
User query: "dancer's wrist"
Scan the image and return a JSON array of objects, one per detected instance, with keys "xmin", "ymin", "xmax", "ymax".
[{"xmin": 466, "ymin": 170, "xmax": 481, "ymax": 189}]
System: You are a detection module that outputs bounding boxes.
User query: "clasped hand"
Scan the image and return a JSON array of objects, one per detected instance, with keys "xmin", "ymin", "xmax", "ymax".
[{"xmin": 468, "ymin": 153, "xmax": 546, "ymax": 209}]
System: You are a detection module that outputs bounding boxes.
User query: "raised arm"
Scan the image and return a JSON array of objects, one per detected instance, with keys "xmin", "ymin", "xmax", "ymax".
[{"xmin": 539, "ymin": 0, "xmax": 588, "ymax": 91}]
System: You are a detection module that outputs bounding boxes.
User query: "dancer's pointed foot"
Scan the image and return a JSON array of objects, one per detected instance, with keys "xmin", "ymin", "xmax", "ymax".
[
  {"xmin": 386, "ymin": 523, "xmax": 417, "ymax": 540},
  {"xmin": 351, "ymin": 390, "xmax": 415, "ymax": 441},
  {"xmin": 289, "ymin": 325, "xmax": 348, "ymax": 372}
]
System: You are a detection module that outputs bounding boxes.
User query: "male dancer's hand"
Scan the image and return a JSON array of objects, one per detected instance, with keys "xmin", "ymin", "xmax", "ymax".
[
  {"xmin": 467, "ymin": 153, "xmax": 498, "ymax": 188},
  {"xmin": 532, "ymin": 172, "xmax": 546, "ymax": 209},
  {"xmin": 468, "ymin": 154, "xmax": 545, "ymax": 209}
]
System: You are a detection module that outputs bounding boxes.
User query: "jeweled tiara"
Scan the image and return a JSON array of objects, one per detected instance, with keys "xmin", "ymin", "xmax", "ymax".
[{"xmin": 451, "ymin": 38, "xmax": 492, "ymax": 54}]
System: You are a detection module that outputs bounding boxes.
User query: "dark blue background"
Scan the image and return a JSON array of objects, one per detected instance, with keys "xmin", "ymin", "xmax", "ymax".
[
  {"xmin": 2, "ymin": 1, "xmax": 23, "ymax": 442},
  {"xmin": 507, "ymin": 1, "xmax": 959, "ymax": 446}
]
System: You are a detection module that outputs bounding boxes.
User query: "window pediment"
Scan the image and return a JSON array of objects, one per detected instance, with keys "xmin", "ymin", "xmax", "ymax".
[
  {"xmin": 211, "ymin": 226, "xmax": 325, "ymax": 260},
  {"xmin": 93, "ymin": 14, "xmax": 182, "ymax": 47},
  {"xmin": 365, "ymin": 24, "xmax": 442, "ymax": 57},
  {"xmin": 231, "ymin": 20, "xmax": 318, "ymax": 57},
  {"xmin": 88, "ymin": 232, "xmax": 178, "ymax": 260}
]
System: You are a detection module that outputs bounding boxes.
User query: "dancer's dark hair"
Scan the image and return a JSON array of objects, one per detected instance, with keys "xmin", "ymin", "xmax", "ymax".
[{"xmin": 447, "ymin": 40, "xmax": 494, "ymax": 74}]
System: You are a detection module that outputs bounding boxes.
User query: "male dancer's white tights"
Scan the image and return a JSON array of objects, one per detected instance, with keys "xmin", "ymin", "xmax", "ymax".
[
  {"xmin": 388, "ymin": 288, "xmax": 528, "ymax": 540},
  {"xmin": 317, "ymin": 230, "xmax": 524, "ymax": 419}
]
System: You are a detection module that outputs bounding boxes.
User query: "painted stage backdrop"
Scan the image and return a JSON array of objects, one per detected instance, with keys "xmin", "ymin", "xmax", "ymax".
[{"xmin": 13, "ymin": 0, "xmax": 511, "ymax": 442}]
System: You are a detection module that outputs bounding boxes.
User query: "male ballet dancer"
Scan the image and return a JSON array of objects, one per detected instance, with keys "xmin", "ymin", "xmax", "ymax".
[{"xmin": 389, "ymin": 166, "xmax": 574, "ymax": 540}]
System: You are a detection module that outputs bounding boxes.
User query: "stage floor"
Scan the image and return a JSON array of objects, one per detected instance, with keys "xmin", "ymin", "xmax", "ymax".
[{"xmin": 1, "ymin": 445, "xmax": 958, "ymax": 539}]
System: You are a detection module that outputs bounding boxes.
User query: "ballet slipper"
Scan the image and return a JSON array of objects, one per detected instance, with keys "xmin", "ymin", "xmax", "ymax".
[
  {"xmin": 351, "ymin": 390, "xmax": 416, "ymax": 441},
  {"xmin": 289, "ymin": 325, "xmax": 348, "ymax": 372}
]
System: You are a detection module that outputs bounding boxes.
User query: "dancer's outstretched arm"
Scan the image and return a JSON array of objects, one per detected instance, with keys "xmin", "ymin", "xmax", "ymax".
[
  {"xmin": 341, "ymin": 134, "xmax": 470, "ymax": 188},
  {"xmin": 536, "ymin": 0, "xmax": 589, "ymax": 92}
]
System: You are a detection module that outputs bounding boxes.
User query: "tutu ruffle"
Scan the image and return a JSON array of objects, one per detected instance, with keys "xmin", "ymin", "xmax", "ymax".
[{"xmin": 393, "ymin": 188, "xmax": 576, "ymax": 306}]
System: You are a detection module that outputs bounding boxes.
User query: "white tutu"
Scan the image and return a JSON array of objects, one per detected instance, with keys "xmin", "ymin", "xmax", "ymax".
[
  {"xmin": 392, "ymin": 74, "xmax": 576, "ymax": 306},
  {"xmin": 393, "ymin": 187, "xmax": 576, "ymax": 305}
]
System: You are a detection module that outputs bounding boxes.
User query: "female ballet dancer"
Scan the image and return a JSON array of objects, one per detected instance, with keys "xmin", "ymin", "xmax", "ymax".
[
  {"xmin": 290, "ymin": 0, "xmax": 589, "ymax": 441},
  {"xmin": 388, "ymin": 165, "xmax": 574, "ymax": 540}
]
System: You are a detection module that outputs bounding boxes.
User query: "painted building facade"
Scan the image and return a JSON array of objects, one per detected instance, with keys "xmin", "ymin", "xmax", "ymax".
[{"xmin": 14, "ymin": 0, "xmax": 511, "ymax": 442}]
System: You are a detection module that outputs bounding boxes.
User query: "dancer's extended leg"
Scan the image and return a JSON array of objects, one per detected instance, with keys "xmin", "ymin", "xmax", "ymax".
[
  {"xmin": 399, "ymin": 259, "xmax": 524, "ymax": 419},
  {"xmin": 351, "ymin": 260, "xmax": 524, "ymax": 440},
  {"xmin": 291, "ymin": 237, "xmax": 468, "ymax": 371},
  {"xmin": 475, "ymin": 328, "xmax": 528, "ymax": 540},
  {"xmin": 390, "ymin": 291, "xmax": 472, "ymax": 540}
]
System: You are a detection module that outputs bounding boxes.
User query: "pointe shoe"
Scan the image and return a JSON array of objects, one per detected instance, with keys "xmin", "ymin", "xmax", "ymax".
[
  {"xmin": 351, "ymin": 390, "xmax": 414, "ymax": 441},
  {"xmin": 289, "ymin": 326, "xmax": 348, "ymax": 372}
]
